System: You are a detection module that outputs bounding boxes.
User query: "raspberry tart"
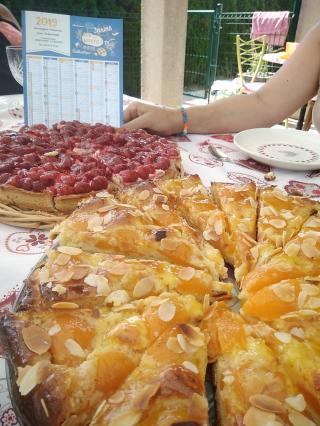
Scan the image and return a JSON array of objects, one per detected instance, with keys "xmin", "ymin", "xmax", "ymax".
[{"xmin": 0, "ymin": 121, "xmax": 181, "ymax": 214}]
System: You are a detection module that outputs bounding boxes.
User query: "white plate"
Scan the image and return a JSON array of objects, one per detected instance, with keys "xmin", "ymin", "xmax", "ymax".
[{"xmin": 234, "ymin": 128, "xmax": 320, "ymax": 170}]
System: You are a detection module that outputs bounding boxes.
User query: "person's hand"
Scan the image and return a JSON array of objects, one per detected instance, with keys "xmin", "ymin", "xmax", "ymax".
[{"xmin": 123, "ymin": 101, "xmax": 183, "ymax": 136}]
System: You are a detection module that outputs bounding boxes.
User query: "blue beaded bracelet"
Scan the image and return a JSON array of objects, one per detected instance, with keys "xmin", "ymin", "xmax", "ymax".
[{"xmin": 180, "ymin": 106, "xmax": 189, "ymax": 136}]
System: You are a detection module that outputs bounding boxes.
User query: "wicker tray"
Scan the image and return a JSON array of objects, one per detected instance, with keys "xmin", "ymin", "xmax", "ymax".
[{"xmin": 0, "ymin": 202, "xmax": 66, "ymax": 229}]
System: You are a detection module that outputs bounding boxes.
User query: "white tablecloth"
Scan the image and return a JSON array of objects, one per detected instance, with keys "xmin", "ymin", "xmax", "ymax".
[{"xmin": 0, "ymin": 94, "xmax": 320, "ymax": 425}]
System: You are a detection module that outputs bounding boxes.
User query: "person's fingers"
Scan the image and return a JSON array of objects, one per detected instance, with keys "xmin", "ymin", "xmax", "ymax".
[
  {"xmin": 122, "ymin": 112, "xmax": 151, "ymax": 130},
  {"xmin": 123, "ymin": 102, "xmax": 140, "ymax": 123}
]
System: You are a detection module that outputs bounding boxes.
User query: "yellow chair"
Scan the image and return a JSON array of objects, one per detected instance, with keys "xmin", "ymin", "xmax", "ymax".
[
  {"xmin": 302, "ymin": 98, "xmax": 316, "ymax": 131},
  {"xmin": 236, "ymin": 34, "xmax": 289, "ymax": 128},
  {"xmin": 236, "ymin": 34, "xmax": 267, "ymax": 94}
]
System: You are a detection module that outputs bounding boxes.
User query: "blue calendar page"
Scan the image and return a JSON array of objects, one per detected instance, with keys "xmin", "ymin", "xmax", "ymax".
[{"xmin": 22, "ymin": 11, "xmax": 123, "ymax": 127}]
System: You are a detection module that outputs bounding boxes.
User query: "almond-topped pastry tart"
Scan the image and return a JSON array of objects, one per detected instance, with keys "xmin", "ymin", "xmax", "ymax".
[
  {"xmin": 203, "ymin": 303, "xmax": 319, "ymax": 426},
  {"xmin": 90, "ymin": 323, "xmax": 208, "ymax": 426},
  {"xmin": 241, "ymin": 212, "xmax": 320, "ymax": 299},
  {"xmin": 0, "ymin": 293, "xmax": 204, "ymax": 426},
  {"xmin": 0, "ymin": 122, "xmax": 181, "ymax": 214},
  {"xmin": 248, "ymin": 187, "xmax": 317, "ymax": 272},
  {"xmin": 20, "ymin": 246, "xmax": 232, "ymax": 310},
  {"xmin": 4, "ymin": 171, "xmax": 320, "ymax": 425},
  {"xmin": 50, "ymin": 193, "xmax": 228, "ymax": 281},
  {"xmin": 211, "ymin": 181, "xmax": 258, "ymax": 283},
  {"xmin": 156, "ymin": 175, "xmax": 232, "ymax": 264}
]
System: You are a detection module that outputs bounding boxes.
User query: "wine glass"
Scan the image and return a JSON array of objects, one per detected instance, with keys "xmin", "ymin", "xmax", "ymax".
[{"xmin": 6, "ymin": 45, "xmax": 23, "ymax": 86}]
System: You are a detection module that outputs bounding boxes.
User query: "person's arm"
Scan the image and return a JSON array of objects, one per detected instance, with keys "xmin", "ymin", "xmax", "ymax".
[{"xmin": 124, "ymin": 22, "xmax": 320, "ymax": 135}]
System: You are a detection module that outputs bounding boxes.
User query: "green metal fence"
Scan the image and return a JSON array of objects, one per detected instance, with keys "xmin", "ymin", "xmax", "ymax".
[
  {"xmin": 184, "ymin": 0, "xmax": 301, "ymax": 100},
  {"xmin": 8, "ymin": 3, "xmax": 141, "ymax": 98},
  {"xmin": 184, "ymin": 8, "xmax": 221, "ymax": 100}
]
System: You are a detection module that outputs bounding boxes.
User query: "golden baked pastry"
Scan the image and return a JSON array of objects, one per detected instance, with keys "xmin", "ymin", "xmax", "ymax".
[
  {"xmin": 21, "ymin": 247, "xmax": 232, "ymax": 310},
  {"xmin": 3, "ymin": 173, "xmax": 320, "ymax": 426},
  {"xmin": 51, "ymin": 194, "xmax": 227, "ymax": 280}
]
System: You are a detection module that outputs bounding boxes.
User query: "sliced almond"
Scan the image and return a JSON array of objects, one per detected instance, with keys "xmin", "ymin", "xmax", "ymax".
[
  {"xmin": 249, "ymin": 394, "xmax": 285, "ymax": 413},
  {"xmin": 112, "ymin": 303, "xmax": 136, "ymax": 312},
  {"xmin": 288, "ymin": 411, "xmax": 316, "ymax": 426},
  {"xmin": 281, "ymin": 211, "xmax": 294, "ymax": 220},
  {"xmin": 53, "ymin": 270, "xmax": 74, "ymax": 283},
  {"xmin": 57, "ymin": 246, "xmax": 82, "ymax": 256},
  {"xmin": 51, "ymin": 302, "xmax": 79, "ymax": 309},
  {"xmin": 71, "ymin": 266, "xmax": 89, "ymax": 280},
  {"xmin": 161, "ymin": 203, "xmax": 170, "ymax": 211},
  {"xmin": 96, "ymin": 190, "xmax": 110, "ymax": 198},
  {"xmin": 40, "ymin": 398, "xmax": 49, "ymax": 417},
  {"xmin": 48, "ymin": 324, "xmax": 61, "ymax": 336},
  {"xmin": 166, "ymin": 336, "xmax": 184, "ymax": 353},
  {"xmin": 132, "ymin": 382, "xmax": 160, "ymax": 410},
  {"xmin": 22, "ymin": 325, "xmax": 51, "ymax": 355},
  {"xmin": 18, "ymin": 360, "xmax": 50, "ymax": 396},
  {"xmin": 269, "ymin": 218, "xmax": 286, "ymax": 229},
  {"xmin": 182, "ymin": 361, "xmax": 199, "ymax": 374},
  {"xmin": 214, "ymin": 218, "xmax": 224, "ymax": 235},
  {"xmin": 180, "ymin": 187, "xmax": 194, "ymax": 197},
  {"xmin": 298, "ymin": 290, "xmax": 308, "ymax": 309},
  {"xmin": 153, "ymin": 187, "xmax": 162, "ymax": 194},
  {"xmin": 301, "ymin": 238, "xmax": 320, "ymax": 258},
  {"xmin": 243, "ymin": 406, "xmax": 276, "ymax": 426},
  {"xmin": 273, "ymin": 188, "xmax": 288, "ymax": 201},
  {"xmin": 108, "ymin": 390, "xmax": 125, "ymax": 404},
  {"xmin": 133, "ymin": 277, "xmax": 154, "ymax": 298},
  {"xmin": 178, "ymin": 324, "xmax": 204, "ymax": 347},
  {"xmin": 247, "ymin": 197, "xmax": 257, "ymax": 208},
  {"xmin": 157, "ymin": 301, "xmax": 176, "ymax": 322},
  {"xmin": 84, "ymin": 273, "xmax": 99, "ymax": 287},
  {"xmin": 106, "ymin": 290, "xmax": 130, "ymax": 306},
  {"xmin": 161, "ymin": 237, "xmax": 181, "ymax": 250},
  {"xmin": 178, "ymin": 267, "xmax": 196, "ymax": 281},
  {"xmin": 108, "ymin": 262, "xmax": 132, "ymax": 276},
  {"xmin": 285, "ymin": 394, "xmax": 306, "ymax": 412},
  {"xmin": 203, "ymin": 229, "xmax": 219, "ymax": 241},
  {"xmin": 138, "ymin": 190, "xmax": 150, "ymax": 201},
  {"xmin": 96, "ymin": 276, "xmax": 110, "ymax": 296},
  {"xmin": 271, "ymin": 282, "xmax": 295, "ymax": 303},
  {"xmin": 64, "ymin": 338, "xmax": 86, "ymax": 358},
  {"xmin": 177, "ymin": 333, "xmax": 198, "ymax": 353},
  {"xmin": 52, "ymin": 284, "xmax": 67, "ymax": 295},
  {"xmin": 305, "ymin": 217, "xmax": 320, "ymax": 228},
  {"xmin": 305, "ymin": 296, "xmax": 320, "ymax": 310},
  {"xmin": 39, "ymin": 268, "xmax": 50, "ymax": 284},
  {"xmin": 54, "ymin": 253, "xmax": 71, "ymax": 266},
  {"xmin": 87, "ymin": 215, "xmax": 103, "ymax": 231},
  {"xmin": 222, "ymin": 375, "xmax": 235, "ymax": 385},
  {"xmin": 274, "ymin": 331, "xmax": 292, "ymax": 344},
  {"xmin": 283, "ymin": 242, "xmax": 301, "ymax": 257},
  {"xmin": 290, "ymin": 327, "xmax": 305, "ymax": 340},
  {"xmin": 301, "ymin": 283, "xmax": 319, "ymax": 296},
  {"xmin": 284, "ymin": 309, "xmax": 320, "ymax": 318}
]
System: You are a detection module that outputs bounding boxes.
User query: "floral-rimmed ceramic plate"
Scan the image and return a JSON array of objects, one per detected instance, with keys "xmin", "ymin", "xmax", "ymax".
[{"xmin": 234, "ymin": 128, "xmax": 320, "ymax": 170}]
